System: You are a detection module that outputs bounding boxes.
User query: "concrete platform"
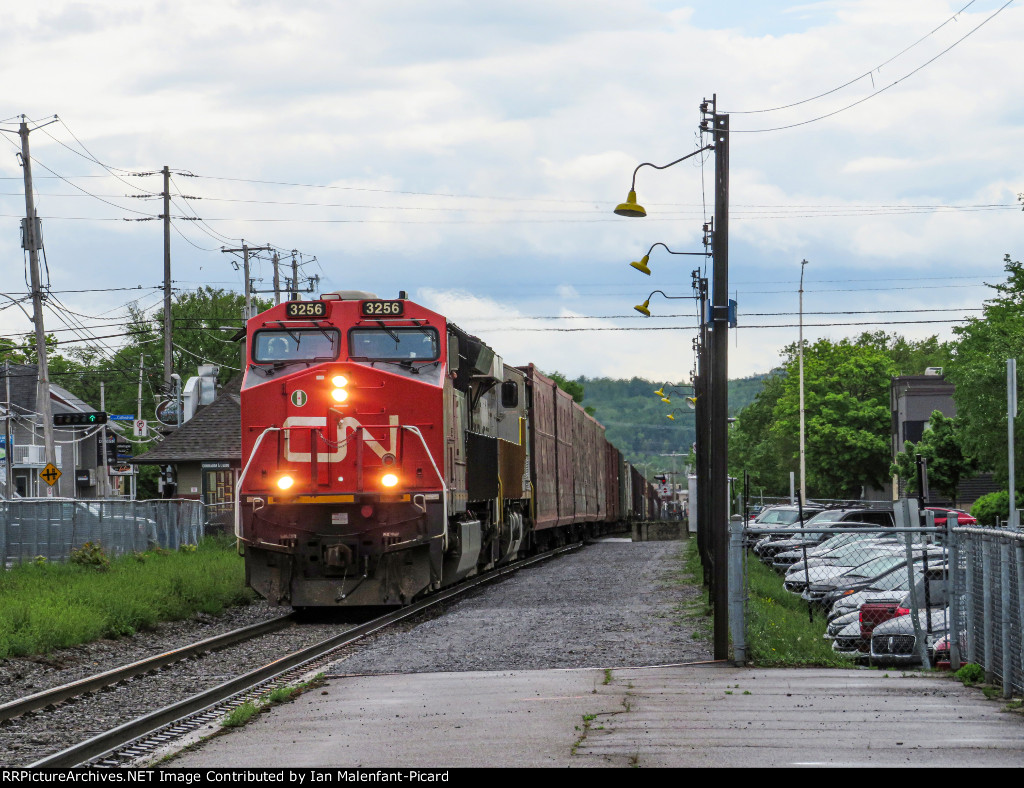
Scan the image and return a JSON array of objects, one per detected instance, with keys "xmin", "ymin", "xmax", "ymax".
[{"xmin": 166, "ymin": 664, "xmax": 1024, "ymax": 768}]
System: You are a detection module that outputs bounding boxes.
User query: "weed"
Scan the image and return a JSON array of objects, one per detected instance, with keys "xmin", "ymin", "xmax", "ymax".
[
  {"xmin": 222, "ymin": 701, "xmax": 259, "ymax": 728},
  {"xmin": 742, "ymin": 546, "xmax": 853, "ymax": 668},
  {"xmin": 602, "ymin": 669, "xmax": 612, "ymax": 686},
  {"xmin": 629, "ymin": 752, "xmax": 640, "ymax": 768},
  {"xmin": 982, "ymin": 686, "xmax": 1001, "ymax": 700},
  {"xmin": 1004, "ymin": 700, "xmax": 1023, "ymax": 712},
  {"xmin": 69, "ymin": 542, "xmax": 110, "ymax": 571},
  {"xmin": 955, "ymin": 663, "xmax": 985, "ymax": 686},
  {"xmin": 742, "ymin": 690, "xmax": 751, "ymax": 695},
  {"xmin": 32, "ymin": 556, "xmax": 47, "ymax": 566},
  {"xmin": 724, "ymin": 690, "xmax": 733, "ymax": 695}
]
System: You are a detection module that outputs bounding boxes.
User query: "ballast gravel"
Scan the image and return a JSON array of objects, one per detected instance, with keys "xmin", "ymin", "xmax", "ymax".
[
  {"xmin": 0, "ymin": 537, "xmax": 708, "ymax": 766},
  {"xmin": 327, "ymin": 539, "xmax": 710, "ymax": 675}
]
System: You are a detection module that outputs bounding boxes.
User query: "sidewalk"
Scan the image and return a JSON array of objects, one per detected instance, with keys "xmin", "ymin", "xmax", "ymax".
[{"xmin": 165, "ymin": 663, "xmax": 1024, "ymax": 768}]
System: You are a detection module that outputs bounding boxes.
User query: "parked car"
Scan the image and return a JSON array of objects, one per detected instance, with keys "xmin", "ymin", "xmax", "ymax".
[
  {"xmin": 818, "ymin": 552, "xmax": 943, "ymax": 614},
  {"xmin": 925, "ymin": 507, "xmax": 977, "ymax": 527},
  {"xmin": 869, "ymin": 608, "xmax": 949, "ymax": 666},
  {"xmin": 802, "ymin": 547, "xmax": 945, "ymax": 607},
  {"xmin": 780, "ymin": 531, "xmax": 903, "ymax": 576},
  {"xmin": 755, "ymin": 507, "xmax": 896, "ymax": 563},
  {"xmin": 826, "ymin": 561, "xmax": 929, "ymax": 622},
  {"xmin": 782, "ymin": 542, "xmax": 906, "ymax": 593},
  {"xmin": 866, "ymin": 568, "xmax": 950, "ymax": 665},
  {"xmin": 744, "ymin": 503, "xmax": 825, "ymax": 549}
]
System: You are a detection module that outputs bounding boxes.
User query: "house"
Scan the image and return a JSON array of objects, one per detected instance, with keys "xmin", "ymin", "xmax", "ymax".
[
  {"xmin": 0, "ymin": 363, "xmax": 128, "ymax": 498},
  {"xmin": 130, "ymin": 375, "xmax": 241, "ymax": 530},
  {"xmin": 890, "ymin": 368, "xmax": 998, "ymax": 508}
]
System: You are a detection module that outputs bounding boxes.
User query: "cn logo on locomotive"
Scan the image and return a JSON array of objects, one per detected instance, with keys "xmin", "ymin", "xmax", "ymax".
[{"xmin": 282, "ymin": 414, "xmax": 399, "ymax": 462}]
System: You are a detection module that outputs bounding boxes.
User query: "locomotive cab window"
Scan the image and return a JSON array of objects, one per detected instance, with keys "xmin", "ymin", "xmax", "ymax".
[
  {"xmin": 253, "ymin": 329, "xmax": 340, "ymax": 363},
  {"xmin": 501, "ymin": 380, "xmax": 519, "ymax": 408},
  {"xmin": 348, "ymin": 327, "xmax": 440, "ymax": 361}
]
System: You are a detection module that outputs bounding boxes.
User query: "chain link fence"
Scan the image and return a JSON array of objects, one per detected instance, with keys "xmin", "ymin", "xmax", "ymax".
[
  {"xmin": 732, "ymin": 502, "xmax": 1024, "ymax": 697},
  {"xmin": 0, "ymin": 499, "xmax": 205, "ymax": 568},
  {"xmin": 950, "ymin": 526, "xmax": 1024, "ymax": 698}
]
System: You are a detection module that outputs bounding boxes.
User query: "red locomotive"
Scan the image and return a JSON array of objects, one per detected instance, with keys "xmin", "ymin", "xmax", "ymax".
[{"xmin": 237, "ymin": 290, "xmax": 661, "ymax": 607}]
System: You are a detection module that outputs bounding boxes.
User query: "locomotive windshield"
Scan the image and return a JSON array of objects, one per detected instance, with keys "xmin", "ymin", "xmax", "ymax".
[
  {"xmin": 253, "ymin": 329, "xmax": 340, "ymax": 363},
  {"xmin": 348, "ymin": 327, "xmax": 440, "ymax": 361}
]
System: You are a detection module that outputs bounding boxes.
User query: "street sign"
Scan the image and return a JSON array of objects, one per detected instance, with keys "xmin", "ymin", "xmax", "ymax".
[
  {"xmin": 133, "ymin": 419, "xmax": 148, "ymax": 437},
  {"xmin": 109, "ymin": 464, "xmax": 135, "ymax": 475},
  {"xmin": 41, "ymin": 463, "xmax": 62, "ymax": 486},
  {"xmin": 109, "ymin": 414, "xmax": 134, "ymax": 421}
]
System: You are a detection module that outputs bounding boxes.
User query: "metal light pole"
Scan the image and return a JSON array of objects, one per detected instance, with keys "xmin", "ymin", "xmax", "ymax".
[
  {"xmin": 1009, "ymin": 359, "xmax": 1018, "ymax": 529},
  {"xmin": 799, "ymin": 259, "xmax": 808, "ymax": 507}
]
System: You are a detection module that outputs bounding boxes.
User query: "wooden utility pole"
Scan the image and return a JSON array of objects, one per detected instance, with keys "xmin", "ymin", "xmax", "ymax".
[
  {"xmin": 222, "ymin": 242, "xmax": 273, "ymax": 321},
  {"xmin": 272, "ymin": 252, "xmax": 281, "ymax": 305},
  {"xmin": 709, "ymin": 98, "xmax": 730, "ymax": 661},
  {"xmin": 18, "ymin": 117, "xmax": 57, "ymax": 481},
  {"xmin": 291, "ymin": 250, "xmax": 299, "ymax": 301},
  {"xmin": 162, "ymin": 165, "xmax": 172, "ymax": 386}
]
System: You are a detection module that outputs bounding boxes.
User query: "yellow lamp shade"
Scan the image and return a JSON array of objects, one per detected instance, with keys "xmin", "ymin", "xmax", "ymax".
[
  {"xmin": 667, "ymin": 413, "xmax": 675, "ymax": 421},
  {"xmin": 630, "ymin": 255, "xmax": 652, "ymax": 275},
  {"xmin": 634, "ymin": 300, "xmax": 651, "ymax": 317},
  {"xmin": 614, "ymin": 190, "xmax": 647, "ymax": 218},
  {"xmin": 653, "ymin": 388, "xmax": 665, "ymax": 397}
]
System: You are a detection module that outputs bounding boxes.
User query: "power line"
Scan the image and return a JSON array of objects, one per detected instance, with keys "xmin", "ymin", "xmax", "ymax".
[
  {"xmin": 733, "ymin": 0, "xmax": 1016, "ymax": 134},
  {"xmin": 723, "ymin": 0, "xmax": 980, "ymax": 115}
]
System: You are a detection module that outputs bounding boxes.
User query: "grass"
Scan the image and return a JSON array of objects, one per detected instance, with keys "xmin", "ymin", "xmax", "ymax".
[
  {"xmin": 676, "ymin": 541, "xmax": 713, "ymax": 642},
  {"xmin": 744, "ymin": 550, "xmax": 854, "ymax": 667},
  {"xmin": 219, "ymin": 674, "xmax": 326, "ymax": 730},
  {"xmin": 0, "ymin": 535, "xmax": 255, "ymax": 659}
]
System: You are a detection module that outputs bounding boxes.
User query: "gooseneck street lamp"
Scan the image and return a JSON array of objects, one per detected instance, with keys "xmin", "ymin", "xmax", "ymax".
[
  {"xmin": 630, "ymin": 242, "xmax": 711, "ymax": 276},
  {"xmin": 614, "ymin": 146, "xmax": 715, "ymax": 217},
  {"xmin": 613, "ymin": 96, "xmax": 730, "ymax": 663},
  {"xmin": 633, "ymin": 290, "xmax": 697, "ymax": 317}
]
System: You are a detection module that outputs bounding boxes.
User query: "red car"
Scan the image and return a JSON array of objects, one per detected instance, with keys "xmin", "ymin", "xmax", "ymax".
[{"xmin": 925, "ymin": 507, "xmax": 977, "ymax": 527}]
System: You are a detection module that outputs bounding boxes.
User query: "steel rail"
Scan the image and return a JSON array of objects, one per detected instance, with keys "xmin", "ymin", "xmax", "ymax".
[
  {"xmin": 28, "ymin": 543, "xmax": 583, "ymax": 768},
  {"xmin": 0, "ymin": 615, "xmax": 295, "ymax": 724}
]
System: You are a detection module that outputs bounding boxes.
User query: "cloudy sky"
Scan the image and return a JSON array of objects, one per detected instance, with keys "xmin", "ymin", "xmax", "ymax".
[{"xmin": 2, "ymin": 0, "xmax": 1022, "ymax": 386}]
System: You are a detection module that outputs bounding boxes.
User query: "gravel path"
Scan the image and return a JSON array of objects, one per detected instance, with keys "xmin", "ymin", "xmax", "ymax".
[
  {"xmin": 0, "ymin": 536, "xmax": 709, "ymax": 766},
  {"xmin": 328, "ymin": 538, "xmax": 711, "ymax": 675}
]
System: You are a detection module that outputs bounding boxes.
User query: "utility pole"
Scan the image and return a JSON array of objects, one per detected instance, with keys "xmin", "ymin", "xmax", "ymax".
[
  {"xmin": 222, "ymin": 242, "xmax": 273, "ymax": 321},
  {"xmin": 272, "ymin": 251, "xmax": 281, "ymax": 305},
  {"xmin": 704, "ymin": 95, "xmax": 730, "ymax": 661},
  {"xmin": 162, "ymin": 165, "xmax": 172, "ymax": 386},
  {"xmin": 4, "ymin": 360, "xmax": 12, "ymax": 496},
  {"xmin": 291, "ymin": 250, "xmax": 299, "ymax": 301},
  {"xmin": 100, "ymin": 381, "xmax": 109, "ymax": 497},
  {"xmin": 18, "ymin": 117, "xmax": 58, "ymax": 482}
]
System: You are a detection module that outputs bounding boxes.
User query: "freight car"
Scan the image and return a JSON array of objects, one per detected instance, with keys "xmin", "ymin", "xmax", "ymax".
[{"xmin": 235, "ymin": 291, "xmax": 658, "ymax": 607}]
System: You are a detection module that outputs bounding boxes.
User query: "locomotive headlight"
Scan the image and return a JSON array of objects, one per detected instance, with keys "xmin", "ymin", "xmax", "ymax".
[
  {"xmin": 331, "ymin": 374, "xmax": 349, "ymax": 402},
  {"xmin": 277, "ymin": 475, "xmax": 295, "ymax": 490},
  {"xmin": 381, "ymin": 473, "xmax": 399, "ymax": 488}
]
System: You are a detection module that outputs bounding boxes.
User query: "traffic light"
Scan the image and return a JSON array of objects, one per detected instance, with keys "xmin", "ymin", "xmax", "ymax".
[{"xmin": 54, "ymin": 412, "xmax": 108, "ymax": 426}]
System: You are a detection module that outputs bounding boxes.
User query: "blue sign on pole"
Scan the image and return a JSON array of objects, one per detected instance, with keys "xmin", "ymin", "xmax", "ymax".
[{"xmin": 109, "ymin": 415, "xmax": 134, "ymax": 421}]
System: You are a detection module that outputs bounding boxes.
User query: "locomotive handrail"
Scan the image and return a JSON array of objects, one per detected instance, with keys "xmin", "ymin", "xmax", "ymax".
[
  {"xmin": 402, "ymin": 424, "xmax": 449, "ymax": 551},
  {"xmin": 234, "ymin": 426, "xmax": 282, "ymax": 539}
]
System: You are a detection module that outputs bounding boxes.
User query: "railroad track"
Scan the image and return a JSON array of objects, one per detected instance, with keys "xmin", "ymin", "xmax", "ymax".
[{"xmin": 25, "ymin": 543, "xmax": 582, "ymax": 768}]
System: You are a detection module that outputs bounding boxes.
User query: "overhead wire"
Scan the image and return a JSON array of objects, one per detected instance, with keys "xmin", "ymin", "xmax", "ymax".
[
  {"xmin": 732, "ymin": 0, "xmax": 1017, "ymax": 133},
  {"xmin": 723, "ymin": 0, "xmax": 980, "ymax": 115}
]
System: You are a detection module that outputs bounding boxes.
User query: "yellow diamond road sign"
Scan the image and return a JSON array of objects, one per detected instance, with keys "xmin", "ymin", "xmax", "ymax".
[{"xmin": 41, "ymin": 463, "xmax": 62, "ymax": 486}]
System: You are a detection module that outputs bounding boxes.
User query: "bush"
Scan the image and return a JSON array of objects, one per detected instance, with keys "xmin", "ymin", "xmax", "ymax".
[
  {"xmin": 69, "ymin": 542, "xmax": 111, "ymax": 571},
  {"xmin": 970, "ymin": 491, "xmax": 1024, "ymax": 526},
  {"xmin": 955, "ymin": 663, "xmax": 985, "ymax": 685}
]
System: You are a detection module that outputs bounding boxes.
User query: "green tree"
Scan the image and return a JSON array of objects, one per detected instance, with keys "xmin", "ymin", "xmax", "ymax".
[
  {"xmin": 945, "ymin": 255, "xmax": 1024, "ymax": 483},
  {"xmin": 889, "ymin": 411, "xmax": 975, "ymax": 505}
]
